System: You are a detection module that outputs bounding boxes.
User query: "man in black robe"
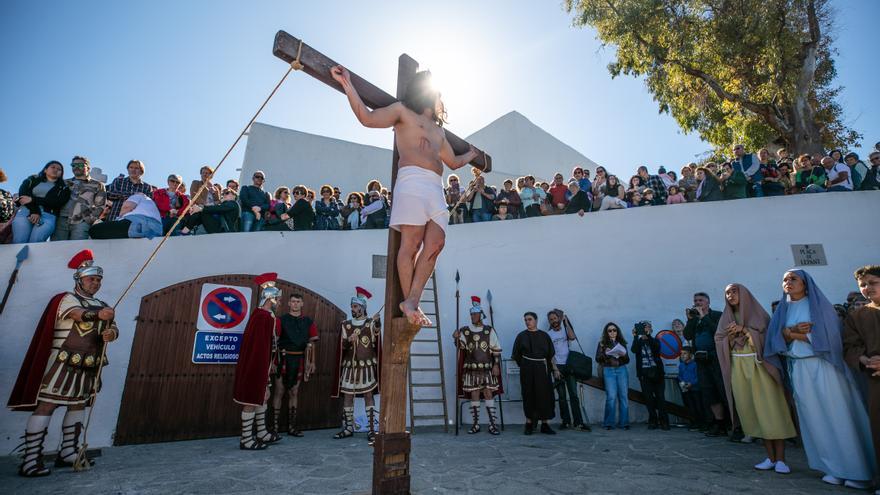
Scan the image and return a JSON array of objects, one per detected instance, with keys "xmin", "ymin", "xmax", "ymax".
[{"xmin": 512, "ymin": 311, "xmax": 558, "ymax": 435}]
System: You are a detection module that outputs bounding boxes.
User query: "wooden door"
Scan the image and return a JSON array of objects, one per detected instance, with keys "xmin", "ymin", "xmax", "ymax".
[{"xmin": 114, "ymin": 274, "xmax": 345, "ymax": 445}]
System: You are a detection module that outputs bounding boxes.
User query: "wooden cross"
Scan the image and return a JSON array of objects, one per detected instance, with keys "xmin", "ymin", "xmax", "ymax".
[{"xmin": 273, "ymin": 31, "xmax": 492, "ymax": 495}]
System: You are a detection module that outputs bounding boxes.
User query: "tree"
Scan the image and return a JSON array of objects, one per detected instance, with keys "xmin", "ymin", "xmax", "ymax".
[{"xmin": 564, "ymin": 0, "xmax": 861, "ymax": 155}]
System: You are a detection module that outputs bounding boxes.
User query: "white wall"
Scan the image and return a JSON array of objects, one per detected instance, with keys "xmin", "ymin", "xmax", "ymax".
[{"xmin": 0, "ymin": 191, "xmax": 877, "ymax": 450}]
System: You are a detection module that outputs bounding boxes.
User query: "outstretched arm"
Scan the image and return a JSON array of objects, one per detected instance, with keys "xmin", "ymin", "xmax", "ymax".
[
  {"xmin": 330, "ymin": 65, "xmax": 402, "ymax": 128},
  {"xmin": 439, "ymin": 136, "xmax": 479, "ymax": 170}
]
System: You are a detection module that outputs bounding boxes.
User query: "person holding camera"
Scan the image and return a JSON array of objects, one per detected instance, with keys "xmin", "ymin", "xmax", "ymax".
[
  {"xmin": 631, "ymin": 321, "xmax": 669, "ymax": 430},
  {"xmin": 683, "ymin": 292, "xmax": 727, "ymax": 437},
  {"xmin": 547, "ymin": 309, "xmax": 590, "ymax": 431}
]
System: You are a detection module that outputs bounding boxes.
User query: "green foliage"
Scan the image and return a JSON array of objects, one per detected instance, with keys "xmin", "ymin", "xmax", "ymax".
[{"xmin": 564, "ymin": 0, "xmax": 861, "ymax": 153}]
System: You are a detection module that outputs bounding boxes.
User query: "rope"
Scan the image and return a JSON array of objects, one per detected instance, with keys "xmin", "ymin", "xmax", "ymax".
[{"xmin": 73, "ymin": 55, "xmax": 303, "ymax": 471}]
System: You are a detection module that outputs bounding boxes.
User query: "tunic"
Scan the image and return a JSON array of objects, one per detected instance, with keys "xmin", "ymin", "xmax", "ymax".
[
  {"xmin": 456, "ymin": 324, "xmax": 502, "ymax": 395},
  {"xmin": 729, "ymin": 340, "xmax": 796, "ymax": 439},
  {"xmin": 785, "ymin": 299, "xmax": 876, "ymax": 481},
  {"xmin": 843, "ymin": 305, "xmax": 880, "ymax": 476},
  {"xmin": 276, "ymin": 314, "xmax": 318, "ymax": 388},
  {"xmin": 334, "ymin": 317, "xmax": 381, "ymax": 396},
  {"xmin": 511, "ymin": 329, "xmax": 555, "ymax": 421},
  {"xmin": 233, "ymin": 308, "xmax": 277, "ymax": 407}
]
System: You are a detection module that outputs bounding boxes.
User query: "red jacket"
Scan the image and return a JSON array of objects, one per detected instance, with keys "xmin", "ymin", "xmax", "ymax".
[{"xmin": 153, "ymin": 188, "xmax": 190, "ymax": 218}]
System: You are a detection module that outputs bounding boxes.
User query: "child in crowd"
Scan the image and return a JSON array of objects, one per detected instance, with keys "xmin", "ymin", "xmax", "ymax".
[
  {"xmin": 627, "ymin": 191, "xmax": 642, "ymax": 208},
  {"xmin": 678, "ymin": 346, "xmax": 704, "ymax": 431},
  {"xmin": 666, "ymin": 185, "xmax": 686, "ymax": 204},
  {"xmin": 640, "ymin": 188, "xmax": 657, "ymax": 206}
]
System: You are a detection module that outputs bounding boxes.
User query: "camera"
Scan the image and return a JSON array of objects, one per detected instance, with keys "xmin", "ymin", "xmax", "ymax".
[
  {"xmin": 633, "ymin": 322, "xmax": 647, "ymax": 336},
  {"xmin": 686, "ymin": 306, "xmax": 700, "ymax": 318}
]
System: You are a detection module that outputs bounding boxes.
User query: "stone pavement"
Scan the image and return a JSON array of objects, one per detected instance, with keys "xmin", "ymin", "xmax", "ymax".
[{"xmin": 0, "ymin": 424, "xmax": 864, "ymax": 494}]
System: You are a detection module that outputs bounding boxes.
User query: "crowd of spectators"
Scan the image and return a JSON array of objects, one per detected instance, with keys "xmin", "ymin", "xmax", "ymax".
[{"xmin": 1, "ymin": 142, "xmax": 877, "ymax": 244}]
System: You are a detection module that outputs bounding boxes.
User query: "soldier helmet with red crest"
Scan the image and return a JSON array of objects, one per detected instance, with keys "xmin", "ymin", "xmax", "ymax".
[
  {"xmin": 351, "ymin": 286, "xmax": 372, "ymax": 309},
  {"xmin": 470, "ymin": 296, "xmax": 483, "ymax": 314},
  {"xmin": 255, "ymin": 272, "xmax": 280, "ymax": 307},
  {"xmin": 68, "ymin": 249, "xmax": 103, "ymax": 280}
]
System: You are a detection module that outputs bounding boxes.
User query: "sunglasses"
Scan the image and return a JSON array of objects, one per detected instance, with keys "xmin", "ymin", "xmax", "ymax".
[{"xmin": 253, "ymin": 176, "xmax": 264, "ymax": 180}]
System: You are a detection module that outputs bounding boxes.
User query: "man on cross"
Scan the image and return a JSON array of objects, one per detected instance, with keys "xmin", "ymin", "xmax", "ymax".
[{"xmin": 330, "ymin": 66, "xmax": 479, "ymax": 326}]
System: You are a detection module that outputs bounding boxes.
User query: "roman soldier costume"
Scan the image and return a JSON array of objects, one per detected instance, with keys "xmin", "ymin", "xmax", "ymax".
[
  {"xmin": 456, "ymin": 296, "xmax": 503, "ymax": 435},
  {"xmin": 7, "ymin": 249, "xmax": 118, "ymax": 477},
  {"xmin": 232, "ymin": 272, "xmax": 282, "ymax": 450},
  {"xmin": 332, "ymin": 287, "xmax": 381, "ymax": 441},
  {"xmin": 273, "ymin": 310, "xmax": 318, "ymax": 436}
]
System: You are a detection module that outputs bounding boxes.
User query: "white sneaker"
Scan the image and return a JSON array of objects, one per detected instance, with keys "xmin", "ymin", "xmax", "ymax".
[
  {"xmin": 843, "ymin": 480, "xmax": 870, "ymax": 490},
  {"xmin": 754, "ymin": 458, "xmax": 776, "ymax": 470},
  {"xmin": 774, "ymin": 461, "xmax": 791, "ymax": 474},
  {"xmin": 822, "ymin": 474, "xmax": 844, "ymax": 485},
  {"xmin": 741, "ymin": 435, "xmax": 754, "ymax": 443}
]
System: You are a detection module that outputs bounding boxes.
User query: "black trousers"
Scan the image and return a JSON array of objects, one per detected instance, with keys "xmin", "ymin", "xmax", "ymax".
[
  {"xmin": 89, "ymin": 219, "xmax": 131, "ymax": 239},
  {"xmin": 639, "ymin": 376, "xmax": 668, "ymax": 425},
  {"xmin": 184, "ymin": 212, "xmax": 225, "ymax": 234},
  {"xmin": 524, "ymin": 204, "xmax": 542, "ymax": 218},
  {"xmin": 681, "ymin": 390, "xmax": 706, "ymax": 424}
]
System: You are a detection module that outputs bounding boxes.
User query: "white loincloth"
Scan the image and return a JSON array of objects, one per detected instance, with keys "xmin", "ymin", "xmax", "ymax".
[{"xmin": 389, "ymin": 166, "xmax": 449, "ymax": 232}]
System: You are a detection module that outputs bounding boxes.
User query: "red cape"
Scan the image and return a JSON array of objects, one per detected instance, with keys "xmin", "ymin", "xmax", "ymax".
[
  {"xmin": 8, "ymin": 293, "xmax": 66, "ymax": 411},
  {"xmin": 455, "ymin": 335, "xmax": 504, "ymax": 399},
  {"xmin": 331, "ymin": 318, "xmax": 381, "ymax": 398},
  {"xmin": 233, "ymin": 308, "xmax": 277, "ymax": 406}
]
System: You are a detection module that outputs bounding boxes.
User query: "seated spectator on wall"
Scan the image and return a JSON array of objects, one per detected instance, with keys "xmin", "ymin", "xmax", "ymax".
[
  {"xmin": 805, "ymin": 156, "xmax": 853, "ymax": 193},
  {"xmin": 106, "ymin": 159, "xmax": 152, "ymax": 221},
  {"xmin": 0, "ymin": 168, "xmax": 13, "ymax": 234},
  {"xmin": 89, "ymin": 192, "xmax": 162, "ymax": 239},
  {"xmin": 180, "ymin": 188, "xmax": 241, "ymax": 235},
  {"xmin": 265, "ymin": 185, "xmax": 314, "ymax": 231},
  {"xmin": 638, "ymin": 166, "xmax": 669, "ymax": 204},
  {"xmin": 564, "ymin": 180, "xmax": 589, "ymax": 216},
  {"xmin": 538, "ymin": 181, "xmax": 553, "ymax": 215},
  {"xmin": 364, "ymin": 180, "xmax": 383, "ymax": 206},
  {"xmin": 226, "ymin": 179, "xmax": 239, "ymax": 193},
  {"xmin": 666, "ymin": 185, "xmax": 686, "ymax": 204},
  {"xmin": 844, "ymin": 152, "xmax": 868, "ymax": 190},
  {"xmin": 190, "ymin": 165, "xmax": 221, "ymax": 207},
  {"xmin": 573, "ymin": 167, "xmax": 592, "ymax": 204},
  {"xmin": 154, "ymin": 174, "xmax": 190, "ymax": 234},
  {"xmin": 626, "ymin": 175, "xmax": 645, "ymax": 197},
  {"xmin": 679, "ymin": 164, "xmax": 699, "ymax": 202},
  {"xmin": 860, "ymin": 151, "xmax": 880, "ymax": 190},
  {"xmin": 720, "ymin": 162, "xmax": 747, "ymax": 200},
  {"xmin": 519, "ymin": 175, "xmax": 545, "ymax": 218},
  {"xmin": 548, "ymin": 172, "xmax": 570, "ymax": 215},
  {"xmin": 315, "ymin": 184, "xmax": 341, "ymax": 230},
  {"xmin": 491, "ymin": 199, "xmax": 513, "ymax": 220},
  {"xmin": 467, "ymin": 175, "xmax": 496, "ymax": 222},
  {"xmin": 306, "ymin": 188, "xmax": 316, "ymax": 205},
  {"xmin": 239, "ymin": 170, "xmax": 270, "ymax": 232},
  {"xmin": 777, "ymin": 162, "xmax": 794, "ymax": 194},
  {"xmin": 731, "ymin": 144, "xmax": 763, "ymax": 197},
  {"xmin": 495, "ymin": 179, "xmax": 522, "ymax": 218},
  {"xmin": 269, "ymin": 186, "xmax": 292, "ymax": 224},
  {"xmin": 591, "ymin": 166, "xmax": 608, "ymax": 211},
  {"xmin": 758, "ymin": 150, "xmax": 785, "ymax": 197},
  {"xmin": 52, "ymin": 156, "xmax": 106, "ymax": 241},
  {"xmin": 445, "ymin": 174, "xmax": 467, "ymax": 225},
  {"xmin": 695, "ymin": 166, "xmax": 723, "ymax": 202},
  {"xmin": 12, "ymin": 161, "xmax": 71, "ymax": 244},
  {"xmin": 341, "ymin": 192, "xmax": 364, "ymax": 230},
  {"xmin": 640, "ymin": 188, "xmax": 657, "ymax": 206},
  {"xmin": 626, "ymin": 190, "xmax": 642, "ymax": 208},
  {"xmin": 361, "ymin": 189, "xmax": 388, "ymax": 229},
  {"xmin": 599, "ymin": 175, "xmax": 627, "ymax": 211}
]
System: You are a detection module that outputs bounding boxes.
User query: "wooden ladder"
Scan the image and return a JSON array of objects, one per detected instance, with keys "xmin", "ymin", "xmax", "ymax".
[{"xmin": 407, "ymin": 272, "xmax": 449, "ymax": 433}]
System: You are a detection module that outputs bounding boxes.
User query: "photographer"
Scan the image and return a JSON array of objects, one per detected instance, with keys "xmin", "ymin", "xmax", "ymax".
[
  {"xmin": 631, "ymin": 321, "xmax": 669, "ymax": 430},
  {"xmin": 547, "ymin": 309, "xmax": 590, "ymax": 431},
  {"xmin": 683, "ymin": 292, "xmax": 727, "ymax": 437}
]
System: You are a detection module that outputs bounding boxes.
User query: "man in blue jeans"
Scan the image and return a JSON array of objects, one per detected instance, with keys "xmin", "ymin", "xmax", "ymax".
[
  {"xmin": 466, "ymin": 174, "xmax": 495, "ymax": 222},
  {"xmin": 239, "ymin": 171, "xmax": 271, "ymax": 232},
  {"xmin": 547, "ymin": 309, "xmax": 590, "ymax": 431}
]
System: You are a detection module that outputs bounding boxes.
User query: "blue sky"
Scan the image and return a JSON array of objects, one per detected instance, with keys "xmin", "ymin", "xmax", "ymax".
[{"xmin": 1, "ymin": 0, "xmax": 877, "ymax": 190}]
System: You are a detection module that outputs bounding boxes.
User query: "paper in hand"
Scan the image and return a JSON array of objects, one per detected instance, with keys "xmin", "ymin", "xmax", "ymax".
[{"xmin": 605, "ymin": 343, "xmax": 626, "ymax": 358}]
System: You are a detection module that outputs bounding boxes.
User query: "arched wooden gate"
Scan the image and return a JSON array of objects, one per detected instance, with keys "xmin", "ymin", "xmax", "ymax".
[{"xmin": 115, "ymin": 274, "xmax": 345, "ymax": 445}]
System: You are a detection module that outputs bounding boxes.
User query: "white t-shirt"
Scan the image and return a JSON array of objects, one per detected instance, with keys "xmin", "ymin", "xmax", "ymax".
[
  {"xmin": 122, "ymin": 193, "xmax": 162, "ymax": 221},
  {"xmin": 828, "ymin": 163, "xmax": 853, "ymax": 190},
  {"xmin": 547, "ymin": 327, "xmax": 570, "ymax": 365}
]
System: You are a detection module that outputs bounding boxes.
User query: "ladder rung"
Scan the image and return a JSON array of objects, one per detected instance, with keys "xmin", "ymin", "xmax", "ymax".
[
  {"xmin": 411, "ymin": 383, "xmax": 442, "ymax": 387},
  {"xmin": 410, "ymin": 353, "xmax": 439, "ymax": 357},
  {"xmin": 412, "ymin": 414, "xmax": 446, "ymax": 420},
  {"xmin": 410, "ymin": 367, "xmax": 441, "ymax": 372},
  {"xmin": 412, "ymin": 399, "xmax": 445, "ymax": 403},
  {"xmin": 412, "ymin": 338, "xmax": 438, "ymax": 343}
]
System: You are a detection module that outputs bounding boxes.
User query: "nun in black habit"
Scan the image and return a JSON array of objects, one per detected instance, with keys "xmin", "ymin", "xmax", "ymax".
[{"xmin": 512, "ymin": 311, "xmax": 558, "ymax": 434}]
